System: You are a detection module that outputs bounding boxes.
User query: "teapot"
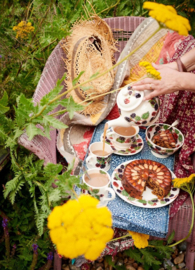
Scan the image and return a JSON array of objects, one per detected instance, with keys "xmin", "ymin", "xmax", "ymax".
[{"xmin": 107, "ymin": 85, "xmax": 160, "ymax": 128}]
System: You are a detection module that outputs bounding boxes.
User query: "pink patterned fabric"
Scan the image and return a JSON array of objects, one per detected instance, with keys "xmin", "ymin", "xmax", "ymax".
[{"xmin": 157, "ymin": 35, "xmax": 195, "ymax": 218}]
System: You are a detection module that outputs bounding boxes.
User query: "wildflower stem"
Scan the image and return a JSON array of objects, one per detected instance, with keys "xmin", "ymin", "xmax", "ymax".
[
  {"xmin": 109, "ymin": 233, "xmax": 131, "ymax": 242},
  {"xmin": 169, "ymin": 189, "xmax": 194, "ymax": 247},
  {"xmin": 71, "ymin": 188, "xmax": 79, "ymax": 200}
]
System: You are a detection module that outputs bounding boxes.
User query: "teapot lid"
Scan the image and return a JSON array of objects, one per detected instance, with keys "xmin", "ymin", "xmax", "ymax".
[{"xmin": 117, "ymin": 85, "xmax": 144, "ymax": 112}]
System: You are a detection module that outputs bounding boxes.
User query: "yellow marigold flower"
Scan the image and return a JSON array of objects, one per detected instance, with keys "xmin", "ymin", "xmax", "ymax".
[
  {"xmin": 47, "ymin": 194, "xmax": 114, "ymax": 260},
  {"xmin": 128, "ymin": 230, "xmax": 149, "ymax": 249},
  {"xmin": 12, "ymin": 21, "xmax": 34, "ymax": 39},
  {"xmin": 139, "ymin": 61, "xmax": 161, "ymax": 80},
  {"xmin": 173, "ymin": 174, "xmax": 195, "ymax": 188},
  {"xmin": 143, "ymin": 2, "xmax": 191, "ymax": 36}
]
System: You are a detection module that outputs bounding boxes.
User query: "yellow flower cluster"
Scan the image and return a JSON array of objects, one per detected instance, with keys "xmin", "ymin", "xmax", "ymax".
[
  {"xmin": 13, "ymin": 21, "xmax": 35, "ymax": 39},
  {"xmin": 128, "ymin": 230, "xmax": 149, "ymax": 249},
  {"xmin": 139, "ymin": 61, "xmax": 161, "ymax": 80},
  {"xmin": 143, "ymin": 2, "xmax": 191, "ymax": 36},
  {"xmin": 48, "ymin": 195, "xmax": 114, "ymax": 261},
  {"xmin": 173, "ymin": 174, "xmax": 195, "ymax": 188}
]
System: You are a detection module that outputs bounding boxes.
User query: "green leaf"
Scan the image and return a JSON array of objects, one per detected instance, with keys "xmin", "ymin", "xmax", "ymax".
[
  {"xmin": 178, "ymin": 134, "xmax": 183, "ymax": 142},
  {"xmin": 90, "ymin": 72, "xmax": 99, "ymax": 79},
  {"xmin": 100, "ymin": 170, "xmax": 106, "ymax": 174},
  {"xmin": 59, "ymin": 96, "xmax": 84, "ymax": 119},
  {"xmin": 44, "ymin": 163, "xmax": 63, "ymax": 176},
  {"xmin": 105, "ymin": 255, "xmax": 115, "ymax": 267},
  {"xmin": 124, "ymin": 247, "xmax": 143, "ymax": 263},
  {"xmin": 43, "ymin": 115, "xmax": 68, "ymax": 129},
  {"xmin": 135, "ymin": 116, "xmax": 141, "ymax": 121},
  {"xmin": 141, "ymin": 111, "xmax": 149, "ymax": 119},
  {"xmin": 4, "ymin": 174, "xmax": 20, "ymax": 199},
  {"xmin": 72, "ymin": 71, "xmax": 85, "ymax": 86},
  {"xmin": 137, "ymin": 199, "xmax": 147, "ymax": 204},
  {"xmin": 80, "ymin": 85, "xmax": 93, "ymax": 91},
  {"xmin": 163, "ymin": 125, "xmax": 169, "ymax": 130},
  {"xmin": 0, "ymin": 92, "xmax": 9, "ymax": 114},
  {"xmin": 174, "ymin": 129, "xmax": 179, "ymax": 134},
  {"xmin": 26, "ymin": 123, "xmax": 45, "ymax": 140},
  {"xmin": 140, "ymin": 249, "xmax": 161, "ymax": 266},
  {"xmin": 167, "ymin": 230, "xmax": 175, "ymax": 244},
  {"xmin": 40, "ymin": 74, "xmax": 66, "ymax": 105}
]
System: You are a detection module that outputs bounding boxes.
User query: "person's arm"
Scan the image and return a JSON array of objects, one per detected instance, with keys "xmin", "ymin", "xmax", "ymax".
[{"xmin": 133, "ymin": 67, "xmax": 195, "ymax": 100}]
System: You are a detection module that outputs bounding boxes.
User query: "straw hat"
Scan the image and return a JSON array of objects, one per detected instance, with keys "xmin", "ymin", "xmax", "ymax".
[{"xmin": 61, "ymin": 15, "xmax": 117, "ymax": 115}]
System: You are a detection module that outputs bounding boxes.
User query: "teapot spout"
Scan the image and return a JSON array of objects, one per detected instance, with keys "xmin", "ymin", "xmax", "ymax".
[{"xmin": 106, "ymin": 116, "xmax": 134, "ymax": 128}]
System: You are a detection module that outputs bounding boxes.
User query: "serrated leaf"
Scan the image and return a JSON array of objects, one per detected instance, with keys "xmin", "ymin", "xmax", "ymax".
[
  {"xmin": 4, "ymin": 175, "xmax": 20, "ymax": 198},
  {"xmin": 140, "ymin": 249, "xmax": 161, "ymax": 266},
  {"xmin": 135, "ymin": 116, "xmax": 141, "ymax": 121},
  {"xmin": 0, "ymin": 91, "xmax": 8, "ymax": 106},
  {"xmin": 18, "ymin": 94, "xmax": 34, "ymax": 112},
  {"xmin": 124, "ymin": 247, "xmax": 143, "ymax": 263},
  {"xmin": 72, "ymin": 71, "xmax": 85, "ymax": 86},
  {"xmin": 43, "ymin": 115, "xmax": 68, "ymax": 129},
  {"xmin": 13, "ymin": 128, "xmax": 24, "ymax": 140},
  {"xmin": 59, "ymin": 96, "xmax": 84, "ymax": 119},
  {"xmin": 0, "ymin": 126, "xmax": 7, "ymax": 141},
  {"xmin": 44, "ymin": 163, "xmax": 63, "ymax": 176},
  {"xmin": 26, "ymin": 123, "xmax": 45, "ymax": 140},
  {"xmin": 0, "ymin": 104, "xmax": 9, "ymax": 114}
]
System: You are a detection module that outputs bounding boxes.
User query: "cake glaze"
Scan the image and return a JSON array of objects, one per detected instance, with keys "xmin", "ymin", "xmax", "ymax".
[{"xmin": 122, "ymin": 159, "xmax": 172, "ymax": 199}]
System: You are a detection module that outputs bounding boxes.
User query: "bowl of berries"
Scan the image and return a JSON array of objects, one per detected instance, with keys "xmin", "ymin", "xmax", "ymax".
[{"xmin": 146, "ymin": 123, "xmax": 184, "ymax": 158}]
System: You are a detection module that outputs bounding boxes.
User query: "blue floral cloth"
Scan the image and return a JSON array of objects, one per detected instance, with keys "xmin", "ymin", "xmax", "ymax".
[{"xmin": 83, "ymin": 120, "xmax": 175, "ymax": 238}]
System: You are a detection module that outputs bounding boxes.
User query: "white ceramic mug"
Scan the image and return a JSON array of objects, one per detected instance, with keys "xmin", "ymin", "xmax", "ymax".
[
  {"xmin": 82, "ymin": 168, "xmax": 115, "ymax": 207},
  {"xmin": 86, "ymin": 142, "xmax": 113, "ymax": 171},
  {"xmin": 106, "ymin": 126, "xmax": 139, "ymax": 149}
]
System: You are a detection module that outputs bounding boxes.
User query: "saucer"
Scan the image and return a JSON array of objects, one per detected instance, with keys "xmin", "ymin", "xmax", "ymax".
[{"xmin": 100, "ymin": 130, "xmax": 143, "ymax": 156}]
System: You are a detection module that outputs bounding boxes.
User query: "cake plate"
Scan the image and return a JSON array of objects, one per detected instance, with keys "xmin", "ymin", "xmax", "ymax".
[{"xmin": 111, "ymin": 160, "xmax": 180, "ymax": 208}]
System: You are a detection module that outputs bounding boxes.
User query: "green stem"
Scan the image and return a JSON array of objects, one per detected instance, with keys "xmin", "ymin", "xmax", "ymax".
[
  {"xmin": 31, "ymin": 25, "xmax": 162, "ymax": 120},
  {"xmin": 109, "ymin": 233, "xmax": 131, "ymax": 242},
  {"xmin": 169, "ymin": 189, "xmax": 194, "ymax": 248}
]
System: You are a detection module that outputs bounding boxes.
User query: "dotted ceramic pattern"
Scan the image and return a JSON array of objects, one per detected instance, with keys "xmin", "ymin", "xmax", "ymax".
[
  {"xmin": 146, "ymin": 124, "xmax": 184, "ymax": 157},
  {"xmin": 112, "ymin": 160, "xmax": 179, "ymax": 208},
  {"xmin": 82, "ymin": 120, "xmax": 175, "ymax": 238},
  {"xmin": 100, "ymin": 128, "xmax": 144, "ymax": 156}
]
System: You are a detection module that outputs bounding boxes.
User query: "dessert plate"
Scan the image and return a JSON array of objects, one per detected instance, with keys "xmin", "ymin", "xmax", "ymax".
[
  {"xmin": 100, "ymin": 131, "xmax": 144, "ymax": 156},
  {"xmin": 111, "ymin": 160, "xmax": 180, "ymax": 208}
]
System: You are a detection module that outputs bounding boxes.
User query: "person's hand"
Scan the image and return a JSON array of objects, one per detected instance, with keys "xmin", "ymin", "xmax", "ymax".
[{"xmin": 133, "ymin": 64, "xmax": 182, "ymax": 100}]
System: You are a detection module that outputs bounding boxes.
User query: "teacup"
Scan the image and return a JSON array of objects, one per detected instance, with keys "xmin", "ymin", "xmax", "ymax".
[
  {"xmin": 86, "ymin": 142, "xmax": 113, "ymax": 171},
  {"xmin": 106, "ymin": 126, "xmax": 139, "ymax": 149},
  {"xmin": 82, "ymin": 168, "xmax": 116, "ymax": 207}
]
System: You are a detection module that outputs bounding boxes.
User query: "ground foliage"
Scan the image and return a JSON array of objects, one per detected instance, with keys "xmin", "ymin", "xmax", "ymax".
[{"xmin": 0, "ymin": 0, "xmax": 195, "ymax": 269}]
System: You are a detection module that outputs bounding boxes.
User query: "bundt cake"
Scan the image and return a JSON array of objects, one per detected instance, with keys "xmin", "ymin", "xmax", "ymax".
[
  {"xmin": 152, "ymin": 129, "xmax": 177, "ymax": 148},
  {"xmin": 122, "ymin": 159, "xmax": 172, "ymax": 200}
]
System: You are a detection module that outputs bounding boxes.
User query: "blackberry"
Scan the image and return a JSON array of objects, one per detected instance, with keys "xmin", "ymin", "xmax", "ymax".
[
  {"xmin": 155, "ymin": 126, "xmax": 161, "ymax": 132},
  {"xmin": 154, "ymin": 103, "xmax": 158, "ymax": 111},
  {"xmin": 100, "ymin": 164, "xmax": 105, "ymax": 168},
  {"xmin": 172, "ymin": 188, "xmax": 177, "ymax": 191},
  {"xmin": 117, "ymin": 189, "xmax": 121, "ymax": 193},
  {"xmin": 125, "ymin": 117, "xmax": 131, "ymax": 122},
  {"xmin": 142, "ymin": 120, "xmax": 147, "ymax": 124},
  {"xmin": 131, "ymin": 144, "xmax": 137, "ymax": 148},
  {"xmin": 131, "ymin": 113, "xmax": 136, "ymax": 118},
  {"xmin": 128, "ymin": 91, "xmax": 132, "ymax": 95},
  {"xmin": 152, "ymin": 199, "xmax": 158, "ymax": 202},
  {"xmin": 121, "ymin": 165, "xmax": 124, "ymax": 169},
  {"xmin": 164, "ymin": 198, "xmax": 170, "ymax": 202},
  {"xmin": 128, "ymin": 86, "xmax": 132, "ymax": 90},
  {"xmin": 118, "ymin": 169, "xmax": 123, "ymax": 173},
  {"xmin": 119, "ymin": 174, "xmax": 123, "ymax": 178},
  {"xmin": 106, "ymin": 139, "xmax": 110, "ymax": 143},
  {"xmin": 150, "ymin": 117, "xmax": 155, "ymax": 122},
  {"xmin": 135, "ymin": 93, "xmax": 141, "ymax": 98},
  {"xmin": 156, "ymin": 146, "xmax": 161, "ymax": 150},
  {"xmin": 119, "ymin": 136, "xmax": 125, "ymax": 142},
  {"xmin": 170, "ymin": 194, "xmax": 174, "ymax": 197},
  {"xmin": 148, "ymin": 134, "xmax": 151, "ymax": 139},
  {"xmin": 138, "ymin": 143, "xmax": 142, "ymax": 146}
]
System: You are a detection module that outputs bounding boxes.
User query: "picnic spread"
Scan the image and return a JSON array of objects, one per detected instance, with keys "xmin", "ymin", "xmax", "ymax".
[
  {"xmin": 18, "ymin": 14, "xmax": 195, "ymax": 270},
  {"xmin": 55, "ymin": 16, "xmax": 195, "ymax": 268}
]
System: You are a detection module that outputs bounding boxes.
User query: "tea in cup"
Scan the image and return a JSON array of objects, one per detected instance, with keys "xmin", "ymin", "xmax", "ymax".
[
  {"xmin": 82, "ymin": 168, "xmax": 115, "ymax": 207},
  {"xmin": 86, "ymin": 142, "xmax": 113, "ymax": 171},
  {"xmin": 106, "ymin": 126, "xmax": 139, "ymax": 149}
]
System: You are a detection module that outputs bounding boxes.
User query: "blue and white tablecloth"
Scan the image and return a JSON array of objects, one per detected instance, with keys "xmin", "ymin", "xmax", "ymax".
[{"xmin": 83, "ymin": 120, "xmax": 175, "ymax": 238}]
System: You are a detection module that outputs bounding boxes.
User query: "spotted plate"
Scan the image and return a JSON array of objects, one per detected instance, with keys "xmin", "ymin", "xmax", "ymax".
[{"xmin": 111, "ymin": 160, "xmax": 180, "ymax": 208}]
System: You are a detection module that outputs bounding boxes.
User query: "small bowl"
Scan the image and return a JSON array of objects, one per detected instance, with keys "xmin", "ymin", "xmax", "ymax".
[{"xmin": 146, "ymin": 123, "xmax": 184, "ymax": 158}]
